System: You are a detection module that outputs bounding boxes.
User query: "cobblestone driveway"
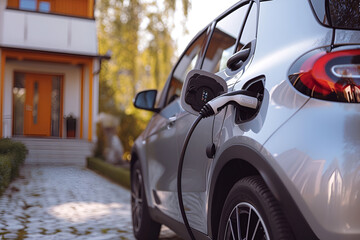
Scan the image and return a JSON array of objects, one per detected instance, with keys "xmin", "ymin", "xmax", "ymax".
[{"xmin": 0, "ymin": 164, "xmax": 181, "ymax": 240}]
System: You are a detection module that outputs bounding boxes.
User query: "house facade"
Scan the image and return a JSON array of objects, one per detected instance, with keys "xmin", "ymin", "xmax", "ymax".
[{"xmin": 0, "ymin": 0, "xmax": 102, "ymax": 141}]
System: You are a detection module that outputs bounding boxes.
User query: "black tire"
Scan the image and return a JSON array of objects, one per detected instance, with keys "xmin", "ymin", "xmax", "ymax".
[
  {"xmin": 131, "ymin": 161, "xmax": 161, "ymax": 240},
  {"xmin": 217, "ymin": 176, "xmax": 294, "ymax": 240}
]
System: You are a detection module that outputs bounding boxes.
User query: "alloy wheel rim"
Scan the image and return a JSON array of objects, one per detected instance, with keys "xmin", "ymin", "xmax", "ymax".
[
  {"xmin": 224, "ymin": 202, "xmax": 270, "ymax": 240},
  {"xmin": 131, "ymin": 168, "xmax": 143, "ymax": 232}
]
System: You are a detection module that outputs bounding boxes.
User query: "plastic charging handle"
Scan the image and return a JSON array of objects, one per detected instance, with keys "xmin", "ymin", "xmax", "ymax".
[{"xmin": 207, "ymin": 94, "xmax": 258, "ymax": 114}]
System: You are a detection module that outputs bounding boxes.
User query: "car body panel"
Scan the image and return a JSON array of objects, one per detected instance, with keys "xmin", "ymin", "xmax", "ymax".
[
  {"xmin": 220, "ymin": 0, "xmax": 332, "ymax": 144},
  {"xmin": 264, "ymin": 98, "xmax": 360, "ymax": 240},
  {"xmin": 208, "ymin": 1, "xmax": 332, "ymax": 232},
  {"xmin": 141, "ymin": 99, "xmax": 181, "ymax": 220},
  {"xmin": 176, "ymin": 111, "xmax": 215, "ymax": 232},
  {"xmin": 208, "ymin": 0, "xmax": 332, "ymax": 235},
  {"xmin": 334, "ymin": 29, "xmax": 360, "ymax": 45}
]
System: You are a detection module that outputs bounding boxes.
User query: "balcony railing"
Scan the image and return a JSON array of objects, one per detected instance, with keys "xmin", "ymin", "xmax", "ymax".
[{"xmin": 0, "ymin": 9, "xmax": 97, "ymax": 56}]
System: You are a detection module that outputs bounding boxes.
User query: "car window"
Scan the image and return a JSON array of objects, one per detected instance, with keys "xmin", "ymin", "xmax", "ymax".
[
  {"xmin": 165, "ymin": 31, "xmax": 208, "ymax": 105},
  {"xmin": 202, "ymin": 3, "xmax": 250, "ymax": 73},
  {"xmin": 238, "ymin": 2, "xmax": 257, "ymax": 50},
  {"xmin": 309, "ymin": 0, "xmax": 360, "ymax": 30},
  {"xmin": 328, "ymin": 0, "xmax": 360, "ymax": 29}
]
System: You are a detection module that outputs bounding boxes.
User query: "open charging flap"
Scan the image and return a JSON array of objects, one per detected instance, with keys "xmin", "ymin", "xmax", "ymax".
[{"xmin": 181, "ymin": 69, "xmax": 228, "ymax": 115}]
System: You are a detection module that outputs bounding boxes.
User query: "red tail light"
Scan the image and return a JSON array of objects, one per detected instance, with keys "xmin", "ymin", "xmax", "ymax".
[{"xmin": 289, "ymin": 49, "xmax": 360, "ymax": 103}]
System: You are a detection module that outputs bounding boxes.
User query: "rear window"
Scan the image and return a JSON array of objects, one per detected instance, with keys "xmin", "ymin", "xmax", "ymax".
[{"xmin": 309, "ymin": 0, "xmax": 360, "ymax": 30}]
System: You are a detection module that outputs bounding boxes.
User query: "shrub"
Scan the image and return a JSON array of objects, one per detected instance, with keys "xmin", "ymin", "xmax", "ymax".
[
  {"xmin": 0, "ymin": 138, "xmax": 27, "ymax": 195},
  {"xmin": 87, "ymin": 157, "xmax": 130, "ymax": 189},
  {"xmin": 0, "ymin": 154, "xmax": 11, "ymax": 194},
  {"xmin": 0, "ymin": 138, "xmax": 27, "ymax": 180}
]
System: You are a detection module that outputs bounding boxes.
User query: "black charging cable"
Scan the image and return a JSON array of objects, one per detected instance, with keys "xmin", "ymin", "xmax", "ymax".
[
  {"xmin": 177, "ymin": 90, "xmax": 261, "ymax": 240},
  {"xmin": 176, "ymin": 101, "xmax": 230, "ymax": 240},
  {"xmin": 177, "ymin": 114, "xmax": 203, "ymax": 240}
]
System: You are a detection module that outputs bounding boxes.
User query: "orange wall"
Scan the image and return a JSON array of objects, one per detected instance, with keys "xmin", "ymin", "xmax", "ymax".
[
  {"xmin": 7, "ymin": 0, "xmax": 94, "ymax": 18},
  {"xmin": 7, "ymin": 0, "xmax": 18, "ymax": 8},
  {"xmin": 53, "ymin": 0, "xmax": 89, "ymax": 18}
]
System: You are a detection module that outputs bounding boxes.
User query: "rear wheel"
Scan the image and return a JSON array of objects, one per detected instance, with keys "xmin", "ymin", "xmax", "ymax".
[
  {"xmin": 131, "ymin": 161, "xmax": 161, "ymax": 240},
  {"xmin": 217, "ymin": 176, "xmax": 294, "ymax": 240}
]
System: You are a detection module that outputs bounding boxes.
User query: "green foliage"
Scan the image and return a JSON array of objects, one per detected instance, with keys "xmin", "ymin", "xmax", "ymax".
[
  {"xmin": 0, "ymin": 138, "xmax": 28, "ymax": 195},
  {"xmin": 0, "ymin": 138, "xmax": 27, "ymax": 157},
  {"xmin": 0, "ymin": 138, "xmax": 27, "ymax": 180},
  {"xmin": 97, "ymin": 0, "xmax": 190, "ymax": 159},
  {"xmin": 87, "ymin": 157, "xmax": 130, "ymax": 189},
  {"xmin": 0, "ymin": 155, "xmax": 11, "ymax": 194},
  {"xmin": 94, "ymin": 122, "xmax": 107, "ymax": 159},
  {"xmin": 115, "ymin": 111, "xmax": 150, "ymax": 160},
  {"xmin": 95, "ymin": 110, "xmax": 150, "ymax": 160}
]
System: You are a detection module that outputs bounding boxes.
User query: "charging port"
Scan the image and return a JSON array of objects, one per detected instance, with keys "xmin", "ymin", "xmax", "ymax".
[{"xmin": 235, "ymin": 78, "xmax": 264, "ymax": 124}]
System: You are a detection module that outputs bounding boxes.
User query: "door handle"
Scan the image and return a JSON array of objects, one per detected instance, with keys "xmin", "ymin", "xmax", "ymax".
[
  {"xmin": 227, "ymin": 41, "xmax": 253, "ymax": 71},
  {"xmin": 167, "ymin": 116, "xmax": 177, "ymax": 129},
  {"xmin": 227, "ymin": 48, "xmax": 250, "ymax": 70}
]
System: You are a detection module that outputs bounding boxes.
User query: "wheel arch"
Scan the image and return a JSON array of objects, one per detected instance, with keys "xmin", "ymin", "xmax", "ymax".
[{"xmin": 208, "ymin": 144, "xmax": 318, "ymax": 240}]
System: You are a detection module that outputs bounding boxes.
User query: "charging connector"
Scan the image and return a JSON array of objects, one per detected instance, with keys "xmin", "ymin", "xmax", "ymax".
[{"xmin": 199, "ymin": 90, "xmax": 260, "ymax": 118}]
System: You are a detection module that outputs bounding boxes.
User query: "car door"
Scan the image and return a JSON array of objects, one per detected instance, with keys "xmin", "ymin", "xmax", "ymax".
[
  {"xmin": 143, "ymin": 29, "xmax": 210, "ymax": 220},
  {"xmin": 177, "ymin": 0, "xmax": 259, "ymax": 234}
]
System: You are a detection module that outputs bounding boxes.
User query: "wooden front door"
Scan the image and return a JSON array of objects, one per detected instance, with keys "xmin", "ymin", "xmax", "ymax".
[{"xmin": 24, "ymin": 74, "xmax": 52, "ymax": 136}]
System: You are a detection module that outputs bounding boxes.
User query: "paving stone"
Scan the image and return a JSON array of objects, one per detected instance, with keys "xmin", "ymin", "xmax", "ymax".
[
  {"xmin": 26, "ymin": 228, "xmax": 42, "ymax": 234},
  {"xmin": 3, "ymin": 233, "xmax": 18, "ymax": 239},
  {"xmin": 0, "ymin": 164, "xmax": 181, "ymax": 239}
]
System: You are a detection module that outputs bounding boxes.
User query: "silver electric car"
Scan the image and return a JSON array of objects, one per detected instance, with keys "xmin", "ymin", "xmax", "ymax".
[{"xmin": 131, "ymin": 0, "xmax": 360, "ymax": 239}]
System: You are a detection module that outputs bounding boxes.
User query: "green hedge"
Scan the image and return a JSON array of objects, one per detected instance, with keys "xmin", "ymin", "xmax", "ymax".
[
  {"xmin": 87, "ymin": 157, "xmax": 130, "ymax": 190},
  {"xmin": 0, "ymin": 154, "xmax": 12, "ymax": 194},
  {"xmin": 0, "ymin": 138, "xmax": 28, "ymax": 195}
]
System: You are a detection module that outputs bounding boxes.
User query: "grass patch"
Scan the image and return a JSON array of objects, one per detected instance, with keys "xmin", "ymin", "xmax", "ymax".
[{"xmin": 86, "ymin": 157, "xmax": 130, "ymax": 190}]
